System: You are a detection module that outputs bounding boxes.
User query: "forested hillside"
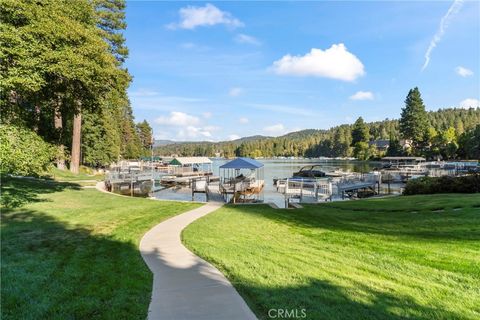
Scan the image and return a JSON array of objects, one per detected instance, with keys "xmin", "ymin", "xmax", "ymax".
[{"xmin": 155, "ymin": 107, "xmax": 480, "ymax": 159}]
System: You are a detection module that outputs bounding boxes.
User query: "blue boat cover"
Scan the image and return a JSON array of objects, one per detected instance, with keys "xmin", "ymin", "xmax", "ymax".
[{"xmin": 219, "ymin": 157, "xmax": 264, "ymax": 169}]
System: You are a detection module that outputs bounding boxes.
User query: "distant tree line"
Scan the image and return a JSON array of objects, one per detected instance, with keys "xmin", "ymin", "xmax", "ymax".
[
  {"xmin": 156, "ymin": 88, "xmax": 480, "ymax": 160},
  {"xmin": 1, "ymin": 0, "xmax": 152, "ymax": 175}
]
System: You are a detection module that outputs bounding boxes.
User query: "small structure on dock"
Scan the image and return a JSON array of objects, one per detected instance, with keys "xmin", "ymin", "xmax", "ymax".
[
  {"xmin": 219, "ymin": 157, "xmax": 265, "ymax": 203},
  {"xmin": 381, "ymin": 156, "xmax": 426, "ymax": 166},
  {"xmin": 381, "ymin": 156, "xmax": 427, "ymax": 182},
  {"xmin": 169, "ymin": 157, "xmax": 213, "ymax": 176},
  {"xmin": 160, "ymin": 157, "xmax": 214, "ymax": 186}
]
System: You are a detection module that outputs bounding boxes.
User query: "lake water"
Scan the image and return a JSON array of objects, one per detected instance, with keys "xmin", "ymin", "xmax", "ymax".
[{"xmin": 153, "ymin": 159, "xmax": 382, "ymax": 207}]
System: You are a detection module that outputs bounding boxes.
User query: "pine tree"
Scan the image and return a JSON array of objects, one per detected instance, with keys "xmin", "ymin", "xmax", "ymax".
[
  {"xmin": 399, "ymin": 87, "xmax": 429, "ymax": 153},
  {"xmin": 136, "ymin": 120, "xmax": 153, "ymax": 155},
  {"xmin": 351, "ymin": 117, "xmax": 370, "ymax": 145}
]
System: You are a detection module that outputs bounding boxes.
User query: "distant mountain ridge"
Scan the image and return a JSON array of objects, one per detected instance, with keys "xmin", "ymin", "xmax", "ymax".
[
  {"xmin": 153, "ymin": 139, "xmax": 176, "ymax": 147},
  {"xmin": 153, "ymin": 108, "xmax": 480, "ymax": 158},
  {"xmin": 154, "ymin": 135, "xmax": 271, "ymax": 147}
]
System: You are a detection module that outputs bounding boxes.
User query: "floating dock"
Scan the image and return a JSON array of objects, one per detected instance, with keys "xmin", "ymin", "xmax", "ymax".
[{"xmin": 276, "ymin": 172, "xmax": 382, "ymax": 206}]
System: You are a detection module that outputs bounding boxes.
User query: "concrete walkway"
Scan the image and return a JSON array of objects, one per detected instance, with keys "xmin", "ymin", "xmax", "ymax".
[{"xmin": 140, "ymin": 202, "xmax": 257, "ymax": 320}]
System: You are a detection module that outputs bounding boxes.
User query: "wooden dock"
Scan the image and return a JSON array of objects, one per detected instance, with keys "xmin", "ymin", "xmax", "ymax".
[{"xmin": 190, "ymin": 177, "xmax": 224, "ymax": 202}]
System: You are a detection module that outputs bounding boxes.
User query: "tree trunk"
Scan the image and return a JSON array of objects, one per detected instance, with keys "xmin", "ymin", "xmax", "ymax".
[
  {"xmin": 54, "ymin": 105, "xmax": 65, "ymax": 170},
  {"xmin": 70, "ymin": 103, "xmax": 82, "ymax": 174},
  {"xmin": 33, "ymin": 105, "xmax": 40, "ymax": 133}
]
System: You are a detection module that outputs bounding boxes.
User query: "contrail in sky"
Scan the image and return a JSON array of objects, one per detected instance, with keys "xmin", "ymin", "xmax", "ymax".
[{"xmin": 422, "ymin": 0, "xmax": 464, "ymax": 71}]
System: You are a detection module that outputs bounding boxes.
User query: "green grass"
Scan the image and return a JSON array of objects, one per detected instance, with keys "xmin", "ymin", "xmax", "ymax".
[
  {"xmin": 183, "ymin": 194, "xmax": 480, "ymax": 320},
  {"xmin": 1, "ymin": 176, "xmax": 201, "ymax": 319},
  {"xmin": 45, "ymin": 167, "xmax": 104, "ymax": 183}
]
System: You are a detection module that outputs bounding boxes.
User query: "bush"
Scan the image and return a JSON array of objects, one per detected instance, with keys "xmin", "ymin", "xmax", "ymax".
[
  {"xmin": 404, "ymin": 175, "xmax": 480, "ymax": 195},
  {"xmin": 0, "ymin": 124, "xmax": 57, "ymax": 176}
]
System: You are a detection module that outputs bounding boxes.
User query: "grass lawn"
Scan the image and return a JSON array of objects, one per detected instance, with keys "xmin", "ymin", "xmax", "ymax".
[
  {"xmin": 183, "ymin": 194, "xmax": 480, "ymax": 320},
  {"xmin": 45, "ymin": 167, "xmax": 105, "ymax": 183},
  {"xmin": 1, "ymin": 176, "xmax": 201, "ymax": 319}
]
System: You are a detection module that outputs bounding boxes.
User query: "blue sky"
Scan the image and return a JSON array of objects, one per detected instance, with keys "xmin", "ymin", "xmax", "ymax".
[{"xmin": 124, "ymin": 1, "xmax": 480, "ymax": 141}]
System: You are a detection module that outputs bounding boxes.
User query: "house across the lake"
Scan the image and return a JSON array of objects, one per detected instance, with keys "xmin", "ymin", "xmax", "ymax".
[
  {"xmin": 369, "ymin": 139, "xmax": 390, "ymax": 152},
  {"xmin": 369, "ymin": 139, "xmax": 413, "ymax": 152}
]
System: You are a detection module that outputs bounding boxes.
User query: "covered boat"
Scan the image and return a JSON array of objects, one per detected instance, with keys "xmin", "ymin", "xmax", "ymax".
[{"xmin": 293, "ymin": 165, "xmax": 326, "ymax": 178}]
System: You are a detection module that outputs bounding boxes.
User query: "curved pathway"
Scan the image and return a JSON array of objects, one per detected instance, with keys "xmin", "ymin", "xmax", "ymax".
[{"xmin": 140, "ymin": 202, "xmax": 257, "ymax": 320}]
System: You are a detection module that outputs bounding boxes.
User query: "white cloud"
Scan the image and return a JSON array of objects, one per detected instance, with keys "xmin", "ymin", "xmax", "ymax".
[
  {"xmin": 229, "ymin": 87, "xmax": 244, "ymax": 97},
  {"xmin": 271, "ymin": 43, "xmax": 365, "ymax": 81},
  {"xmin": 459, "ymin": 98, "xmax": 480, "ymax": 109},
  {"xmin": 239, "ymin": 117, "xmax": 249, "ymax": 124},
  {"xmin": 455, "ymin": 66, "xmax": 473, "ymax": 77},
  {"xmin": 155, "ymin": 112, "xmax": 200, "ymax": 126},
  {"xmin": 350, "ymin": 91, "xmax": 375, "ymax": 101},
  {"xmin": 422, "ymin": 0, "xmax": 464, "ymax": 71},
  {"xmin": 202, "ymin": 112, "xmax": 212, "ymax": 119},
  {"xmin": 168, "ymin": 3, "xmax": 243, "ymax": 30},
  {"xmin": 154, "ymin": 112, "xmax": 222, "ymax": 140},
  {"xmin": 228, "ymin": 134, "xmax": 241, "ymax": 141},
  {"xmin": 177, "ymin": 126, "xmax": 212, "ymax": 139},
  {"xmin": 263, "ymin": 123, "xmax": 287, "ymax": 136},
  {"xmin": 235, "ymin": 34, "xmax": 261, "ymax": 45}
]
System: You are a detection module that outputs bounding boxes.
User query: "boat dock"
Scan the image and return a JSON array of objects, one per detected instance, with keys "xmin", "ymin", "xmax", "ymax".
[
  {"xmin": 276, "ymin": 172, "xmax": 381, "ymax": 206},
  {"xmin": 218, "ymin": 157, "xmax": 265, "ymax": 204},
  {"xmin": 190, "ymin": 177, "xmax": 224, "ymax": 202},
  {"xmin": 106, "ymin": 157, "xmax": 218, "ymax": 196},
  {"xmin": 336, "ymin": 173, "xmax": 381, "ymax": 199},
  {"xmin": 277, "ymin": 178, "xmax": 332, "ymax": 205},
  {"xmin": 219, "ymin": 179, "xmax": 265, "ymax": 203}
]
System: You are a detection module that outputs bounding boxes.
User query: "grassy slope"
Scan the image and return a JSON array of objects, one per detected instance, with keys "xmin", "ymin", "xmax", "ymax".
[
  {"xmin": 183, "ymin": 194, "xmax": 480, "ymax": 320},
  {"xmin": 1, "ymin": 176, "xmax": 200, "ymax": 319},
  {"xmin": 46, "ymin": 167, "xmax": 105, "ymax": 183}
]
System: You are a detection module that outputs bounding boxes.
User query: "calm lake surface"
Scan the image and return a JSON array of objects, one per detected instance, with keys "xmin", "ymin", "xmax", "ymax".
[{"xmin": 153, "ymin": 159, "xmax": 381, "ymax": 207}]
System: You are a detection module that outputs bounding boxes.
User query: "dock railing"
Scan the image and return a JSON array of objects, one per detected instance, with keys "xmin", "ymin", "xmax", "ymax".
[{"xmin": 278, "ymin": 177, "xmax": 333, "ymax": 203}]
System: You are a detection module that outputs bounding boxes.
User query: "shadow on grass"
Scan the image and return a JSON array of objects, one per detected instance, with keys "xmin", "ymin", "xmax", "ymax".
[
  {"xmin": 235, "ymin": 277, "xmax": 465, "ymax": 320},
  {"xmin": 144, "ymin": 236, "xmax": 465, "ymax": 320},
  {"xmin": 1, "ymin": 209, "xmax": 151, "ymax": 319},
  {"xmin": 1, "ymin": 207, "xmax": 468, "ymax": 320},
  {"xmin": 227, "ymin": 204, "xmax": 480, "ymax": 241},
  {"xmin": 0, "ymin": 176, "xmax": 81, "ymax": 208}
]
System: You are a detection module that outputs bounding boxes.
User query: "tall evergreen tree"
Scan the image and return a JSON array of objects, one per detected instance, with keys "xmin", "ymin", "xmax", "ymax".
[
  {"xmin": 399, "ymin": 87, "xmax": 429, "ymax": 153},
  {"xmin": 351, "ymin": 117, "xmax": 370, "ymax": 145},
  {"xmin": 136, "ymin": 120, "xmax": 153, "ymax": 155}
]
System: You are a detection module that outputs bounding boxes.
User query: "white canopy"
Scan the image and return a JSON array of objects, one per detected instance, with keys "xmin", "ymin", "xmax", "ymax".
[{"xmin": 170, "ymin": 157, "xmax": 212, "ymax": 165}]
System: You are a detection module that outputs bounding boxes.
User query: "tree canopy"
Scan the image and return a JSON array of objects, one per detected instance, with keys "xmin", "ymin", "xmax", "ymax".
[{"xmin": 0, "ymin": 0, "xmax": 152, "ymax": 175}]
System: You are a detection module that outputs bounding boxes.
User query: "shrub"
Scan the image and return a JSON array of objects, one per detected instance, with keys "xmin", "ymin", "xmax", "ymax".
[
  {"xmin": 404, "ymin": 175, "xmax": 480, "ymax": 195},
  {"xmin": 0, "ymin": 124, "xmax": 57, "ymax": 176}
]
